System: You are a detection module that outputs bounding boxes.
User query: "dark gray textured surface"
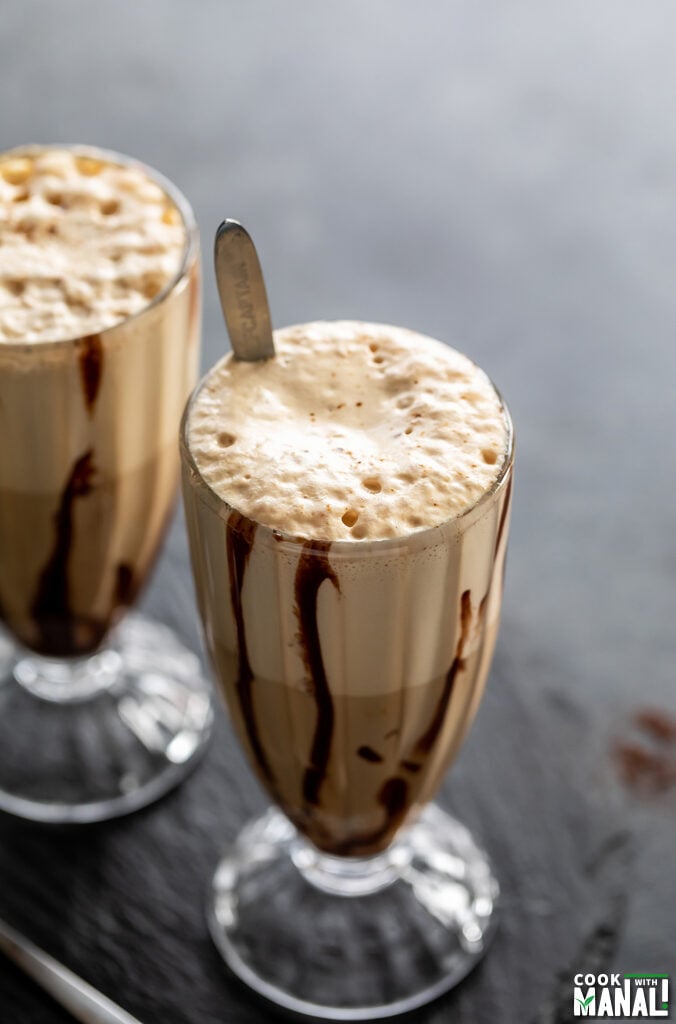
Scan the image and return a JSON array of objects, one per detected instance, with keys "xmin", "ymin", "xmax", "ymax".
[{"xmin": 1, "ymin": 3, "xmax": 675, "ymax": 1021}]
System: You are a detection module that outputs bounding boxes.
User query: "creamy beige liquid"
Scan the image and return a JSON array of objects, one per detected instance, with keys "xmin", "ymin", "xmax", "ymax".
[
  {"xmin": 183, "ymin": 322, "xmax": 512, "ymax": 855},
  {"xmin": 0, "ymin": 147, "xmax": 200, "ymax": 655}
]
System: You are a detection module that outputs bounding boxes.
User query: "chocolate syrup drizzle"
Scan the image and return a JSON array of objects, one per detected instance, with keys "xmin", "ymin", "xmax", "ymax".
[
  {"xmin": 295, "ymin": 541, "xmax": 340, "ymax": 807},
  {"xmin": 357, "ymin": 745, "xmax": 383, "ymax": 763},
  {"xmin": 338, "ymin": 589, "xmax": 479, "ymax": 855},
  {"xmin": 25, "ymin": 334, "xmax": 105, "ymax": 652},
  {"xmin": 31, "ymin": 450, "xmax": 96, "ymax": 655},
  {"xmin": 78, "ymin": 334, "xmax": 104, "ymax": 413},
  {"xmin": 115, "ymin": 562, "xmax": 135, "ymax": 606},
  {"xmin": 413, "ymin": 589, "xmax": 472, "ymax": 756},
  {"xmin": 221, "ymin": 479, "xmax": 512, "ymax": 857},
  {"xmin": 226, "ymin": 511, "xmax": 275, "ymax": 786},
  {"xmin": 305, "ymin": 476, "xmax": 511, "ymax": 854},
  {"xmin": 330, "ymin": 775, "xmax": 410, "ymax": 857}
]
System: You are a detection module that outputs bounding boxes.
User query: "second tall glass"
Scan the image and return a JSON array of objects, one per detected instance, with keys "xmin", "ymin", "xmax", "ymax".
[{"xmin": 0, "ymin": 145, "xmax": 213, "ymax": 822}]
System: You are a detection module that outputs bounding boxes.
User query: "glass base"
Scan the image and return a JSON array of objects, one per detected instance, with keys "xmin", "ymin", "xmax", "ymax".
[
  {"xmin": 0, "ymin": 614, "xmax": 213, "ymax": 823},
  {"xmin": 209, "ymin": 804, "xmax": 499, "ymax": 1020}
]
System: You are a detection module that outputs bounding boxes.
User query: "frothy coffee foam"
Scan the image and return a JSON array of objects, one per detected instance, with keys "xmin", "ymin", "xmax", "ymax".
[
  {"xmin": 188, "ymin": 321, "xmax": 508, "ymax": 540},
  {"xmin": 0, "ymin": 148, "xmax": 185, "ymax": 342}
]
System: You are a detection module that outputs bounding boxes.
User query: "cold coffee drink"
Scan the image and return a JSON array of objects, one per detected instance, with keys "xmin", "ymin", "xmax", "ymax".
[
  {"xmin": 0, "ymin": 145, "xmax": 212, "ymax": 825},
  {"xmin": 0, "ymin": 146, "xmax": 200, "ymax": 655},
  {"xmin": 182, "ymin": 321, "xmax": 512, "ymax": 856}
]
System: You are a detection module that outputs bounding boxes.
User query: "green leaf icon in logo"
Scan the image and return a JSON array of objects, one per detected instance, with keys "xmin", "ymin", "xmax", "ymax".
[{"xmin": 576, "ymin": 996, "xmax": 595, "ymax": 1008}]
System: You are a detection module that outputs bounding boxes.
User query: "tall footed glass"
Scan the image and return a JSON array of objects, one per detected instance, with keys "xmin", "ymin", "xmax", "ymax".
[
  {"xmin": 0, "ymin": 145, "xmax": 212, "ymax": 822},
  {"xmin": 180, "ymin": 372, "xmax": 514, "ymax": 1019}
]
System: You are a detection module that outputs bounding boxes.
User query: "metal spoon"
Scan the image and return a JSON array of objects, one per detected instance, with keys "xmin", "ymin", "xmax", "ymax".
[
  {"xmin": 0, "ymin": 916, "xmax": 143, "ymax": 1024},
  {"xmin": 214, "ymin": 219, "xmax": 275, "ymax": 361}
]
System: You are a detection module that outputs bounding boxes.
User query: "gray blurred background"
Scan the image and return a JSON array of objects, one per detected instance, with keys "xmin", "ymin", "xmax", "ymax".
[{"xmin": 1, "ymin": 2, "xmax": 674, "ymax": 1018}]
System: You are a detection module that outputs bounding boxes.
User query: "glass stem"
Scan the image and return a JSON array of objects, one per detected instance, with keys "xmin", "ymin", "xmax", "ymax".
[
  {"xmin": 291, "ymin": 834, "xmax": 409, "ymax": 896},
  {"xmin": 13, "ymin": 646, "xmax": 123, "ymax": 704}
]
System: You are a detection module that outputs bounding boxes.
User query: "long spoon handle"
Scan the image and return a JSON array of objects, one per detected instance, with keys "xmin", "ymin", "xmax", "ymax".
[{"xmin": 0, "ymin": 916, "xmax": 143, "ymax": 1024}]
